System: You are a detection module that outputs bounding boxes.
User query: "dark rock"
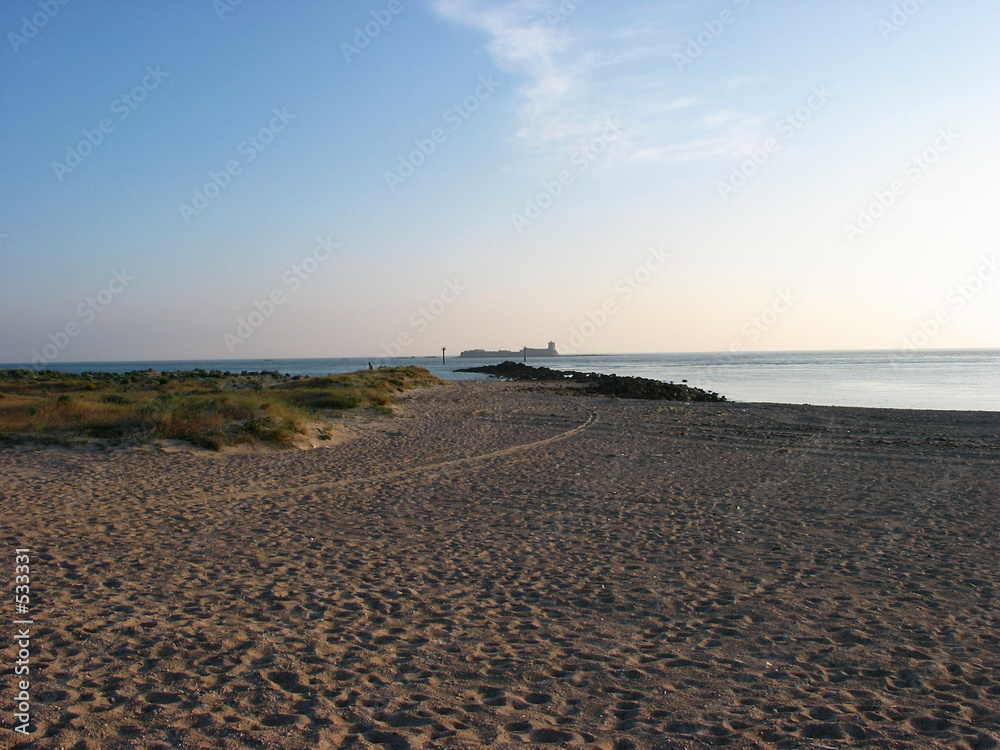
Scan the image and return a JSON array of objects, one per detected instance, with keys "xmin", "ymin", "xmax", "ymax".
[{"xmin": 455, "ymin": 361, "xmax": 726, "ymax": 402}]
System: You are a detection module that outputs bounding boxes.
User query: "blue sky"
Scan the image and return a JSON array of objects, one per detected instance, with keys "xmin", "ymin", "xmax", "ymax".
[{"xmin": 1, "ymin": 0, "xmax": 998, "ymax": 363}]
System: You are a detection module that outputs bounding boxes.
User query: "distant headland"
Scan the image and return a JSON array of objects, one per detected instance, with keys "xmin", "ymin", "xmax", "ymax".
[{"xmin": 458, "ymin": 341, "xmax": 559, "ymax": 359}]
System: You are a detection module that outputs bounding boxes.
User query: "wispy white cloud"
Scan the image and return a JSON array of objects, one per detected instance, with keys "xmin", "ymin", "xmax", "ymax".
[
  {"xmin": 703, "ymin": 109, "xmax": 742, "ymax": 128},
  {"xmin": 431, "ymin": 1, "xmax": 775, "ymax": 166},
  {"xmin": 664, "ymin": 96, "xmax": 703, "ymax": 111},
  {"xmin": 431, "ymin": 0, "xmax": 578, "ymax": 127},
  {"xmin": 626, "ymin": 130, "xmax": 758, "ymax": 167}
]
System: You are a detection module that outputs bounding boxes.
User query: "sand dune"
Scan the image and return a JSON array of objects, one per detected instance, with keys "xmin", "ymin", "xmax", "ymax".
[{"xmin": 2, "ymin": 381, "xmax": 998, "ymax": 749}]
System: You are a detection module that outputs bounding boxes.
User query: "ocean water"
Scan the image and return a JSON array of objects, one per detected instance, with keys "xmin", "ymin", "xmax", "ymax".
[{"xmin": 4, "ymin": 350, "xmax": 999, "ymax": 413}]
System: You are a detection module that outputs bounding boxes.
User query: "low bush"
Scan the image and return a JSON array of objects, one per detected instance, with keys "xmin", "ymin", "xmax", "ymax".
[{"xmin": 0, "ymin": 366, "xmax": 443, "ymax": 449}]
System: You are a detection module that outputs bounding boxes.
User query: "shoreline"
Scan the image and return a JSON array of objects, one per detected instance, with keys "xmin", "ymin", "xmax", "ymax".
[
  {"xmin": 1, "ymin": 380, "xmax": 998, "ymax": 748},
  {"xmin": 4, "ymin": 348, "xmax": 999, "ymax": 413},
  {"xmin": 4, "ymin": 369, "xmax": 997, "ymax": 457}
]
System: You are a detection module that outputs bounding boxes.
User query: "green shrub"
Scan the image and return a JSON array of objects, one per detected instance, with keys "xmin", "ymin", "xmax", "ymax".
[
  {"xmin": 240, "ymin": 416, "xmax": 274, "ymax": 436},
  {"xmin": 0, "ymin": 366, "xmax": 442, "ymax": 450}
]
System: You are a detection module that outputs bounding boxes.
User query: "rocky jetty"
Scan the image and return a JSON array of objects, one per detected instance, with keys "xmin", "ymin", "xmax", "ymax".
[{"xmin": 455, "ymin": 361, "xmax": 726, "ymax": 402}]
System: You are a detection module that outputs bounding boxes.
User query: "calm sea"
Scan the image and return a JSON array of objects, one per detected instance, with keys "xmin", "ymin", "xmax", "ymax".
[{"xmin": 4, "ymin": 350, "xmax": 999, "ymax": 412}]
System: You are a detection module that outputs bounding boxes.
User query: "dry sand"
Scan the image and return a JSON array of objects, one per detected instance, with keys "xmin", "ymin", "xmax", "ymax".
[{"xmin": 1, "ymin": 380, "xmax": 998, "ymax": 749}]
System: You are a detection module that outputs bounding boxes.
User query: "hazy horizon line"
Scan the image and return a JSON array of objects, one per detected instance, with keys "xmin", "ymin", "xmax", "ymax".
[{"xmin": 3, "ymin": 345, "xmax": 999, "ymax": 368}]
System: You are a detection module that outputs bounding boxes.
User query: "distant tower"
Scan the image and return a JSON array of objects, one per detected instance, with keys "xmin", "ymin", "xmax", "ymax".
[{"xmin": 548, "ymin": 341, "xmax": 556, "ymax": 355}]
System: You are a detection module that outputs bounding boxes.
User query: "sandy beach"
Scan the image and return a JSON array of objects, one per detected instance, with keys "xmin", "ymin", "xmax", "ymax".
[{"xmin": 2, "ymin": 380, "xmax": 998, "ymax": 749}]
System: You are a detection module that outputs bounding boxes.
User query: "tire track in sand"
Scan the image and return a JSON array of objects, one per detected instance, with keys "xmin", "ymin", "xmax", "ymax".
[
  {"xmin": 179, "ymin": 399, "xmax": 597, "ymax": 563},
  {"xmin": 234, "ymin": 400, "xmax": 598, "ymax": 501}
]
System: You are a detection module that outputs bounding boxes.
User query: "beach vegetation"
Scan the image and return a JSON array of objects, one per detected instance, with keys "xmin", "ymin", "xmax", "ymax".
[{"xmin": 0, "ymin": 366, "xmax": 442, "ymax": 450}]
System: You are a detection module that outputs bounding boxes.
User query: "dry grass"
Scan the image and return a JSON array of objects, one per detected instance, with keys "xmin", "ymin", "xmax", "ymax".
[{"xmin": 0, "ymin": 366, "xmax": 443, "ymax": 449}]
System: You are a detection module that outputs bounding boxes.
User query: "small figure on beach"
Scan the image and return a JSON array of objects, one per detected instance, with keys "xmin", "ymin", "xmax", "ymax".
[{"xmin": 368, "ymin": 362, "xmax": 373, "ymax": 370}]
